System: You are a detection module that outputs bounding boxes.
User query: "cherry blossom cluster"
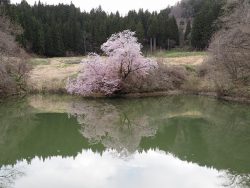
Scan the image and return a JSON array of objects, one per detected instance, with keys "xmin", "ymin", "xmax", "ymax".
[{"xmin": 67, "ymin": 30, "xmax": 158, "ymax": 96}]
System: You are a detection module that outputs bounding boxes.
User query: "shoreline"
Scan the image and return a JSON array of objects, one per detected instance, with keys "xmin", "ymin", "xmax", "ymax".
[
  {"xmin": 116, "ymin": 91, "xmax": 250, "ymax": 104},
  {"xmin": 15, "ymin": 55, "xmax": 250, "ymax": 105},
  {"xmin": 24, "ymin": 89, "xmax": 250, "ymax": 104},
  {"xmin": 2, "ymin": 89, "xmax": 250, "ymax": 105}
]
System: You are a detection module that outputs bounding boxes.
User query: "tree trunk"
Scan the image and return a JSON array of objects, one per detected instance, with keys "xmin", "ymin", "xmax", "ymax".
[
  {"xmin": 150, "ymin": 38, "xmax": 153, "ymax": 53},
  {"xmin": 153, "ymin": 37, "xmax": 156, "ymax": 51}
]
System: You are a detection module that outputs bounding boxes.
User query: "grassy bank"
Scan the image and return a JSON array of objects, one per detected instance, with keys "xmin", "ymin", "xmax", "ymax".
[
  {"xmin": 26, "ymin": 52, "xmax": 250, "ymax": 103},
  {"xmin": 27, "ymin": 57, "xmax": 82, "ymax": 93},
  {"xmin": 27, "ymin": 53, "xmax": 206, "ymax": 93},
  {"xmin": 148, "ymin": 50, "xmax": 207, "ymax": 58}
]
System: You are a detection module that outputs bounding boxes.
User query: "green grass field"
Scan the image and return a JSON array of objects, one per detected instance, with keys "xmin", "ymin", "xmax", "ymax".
[
  {"xmin": 28, "ymin": 56, "xmax": 85, "ymax": 66},
  {"xmin": 149, "ymin": 50, "xmax": 206, "ymax": 58}
]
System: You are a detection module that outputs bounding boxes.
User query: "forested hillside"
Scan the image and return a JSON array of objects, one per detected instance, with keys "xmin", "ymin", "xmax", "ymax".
[
  {"xmin": 1, "ymin": 0, "xmax": 224, "ymax": 57},
  {"xmin": 171, "ymin": 0, "xmax": 224, "ymax": 49},
  {"xmin": 2, "ymin": 1, "xmax": 179, "ymax": 56}
]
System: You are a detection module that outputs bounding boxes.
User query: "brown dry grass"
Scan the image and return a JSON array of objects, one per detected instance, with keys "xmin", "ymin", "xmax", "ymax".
[
  {"xmin": 165, "ymin": 55, "xmax": 205, "ymax": 66},
  {"xmin": 27, "ymin": 58, "xmax": 81, "ymax": 93},
  {"xmin": 27, "ymin": 55, "xmax": 206, "ymax": 93}
]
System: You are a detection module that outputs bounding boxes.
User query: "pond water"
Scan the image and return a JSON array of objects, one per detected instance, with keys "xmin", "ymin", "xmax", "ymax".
[{"xmin": 0, "ymin": 95, "xmax": 250, "ymax": 188}]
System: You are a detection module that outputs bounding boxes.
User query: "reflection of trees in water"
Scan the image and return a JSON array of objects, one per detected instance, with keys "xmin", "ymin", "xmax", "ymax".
[
  {"xmin": 0, "ymin": 98, "xmax": 36, "ymax": 144},
  {"xmin": 0, "ymin": 99, "xmax": 37, "ymax": 166},
  {"xmin": 67, "ymin": 96, "xmax": 250, "ymax": 180},
  {"xmin": 68, "ymin": 100, "xmax": 158, "ymax": 153},
  {"xmin": 222, "ymin": 172, "xmax": 250, "ymax": 188},
  {"xmin": 0, "ymin": 166, "xmax": 24, "ymax": 188},
  {"xmin": 0, "ymin": 95, "xmax": 249, "ymax": 187}
]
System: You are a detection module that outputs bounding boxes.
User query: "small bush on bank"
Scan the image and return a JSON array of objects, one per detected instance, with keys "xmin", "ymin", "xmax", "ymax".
[{"xmin": 122, "ymin": 61, "xmax": 187, "ymax": 93}]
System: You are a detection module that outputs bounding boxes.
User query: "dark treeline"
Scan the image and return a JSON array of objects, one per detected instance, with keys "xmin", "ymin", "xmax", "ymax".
[
  {"xmin": 190, "ymin": 0, "xmax": 223, "ymax": 49},
  {"xmin": 1, "ymin": 0, "xmax": 223, "ymax": 57},
  {"xmin": 2, "ymin": 0, "xmax": 179, "ymax": 57}
]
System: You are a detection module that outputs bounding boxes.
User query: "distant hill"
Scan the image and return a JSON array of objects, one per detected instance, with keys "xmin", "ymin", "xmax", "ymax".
[{"xmin": 170, "ymin": 0, "xmax": 224, "ymax": 49}]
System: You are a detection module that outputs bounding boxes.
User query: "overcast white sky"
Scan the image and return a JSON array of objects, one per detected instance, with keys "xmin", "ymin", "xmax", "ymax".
[{"xmin": 11, "ymin": 0, "xmax": 180, "ymax": 15}]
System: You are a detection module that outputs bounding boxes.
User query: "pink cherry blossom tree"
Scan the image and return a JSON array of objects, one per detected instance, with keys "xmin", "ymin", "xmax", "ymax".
[{"xmin": 66, "ymin": 30, "xmax": 158, "ymax": 96}]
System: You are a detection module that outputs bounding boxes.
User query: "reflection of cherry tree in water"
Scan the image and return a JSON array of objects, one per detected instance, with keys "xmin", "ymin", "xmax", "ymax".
[
  {"xmin": 68, "ymin": 100, "xmax": 157, "ymax": 153},
  {"xmin": 0, "ymin": 166, "xmax": 24, "ymax": 188}
]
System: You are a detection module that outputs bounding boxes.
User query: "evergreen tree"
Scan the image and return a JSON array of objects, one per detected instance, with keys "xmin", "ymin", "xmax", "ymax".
[
  {"xmin": 135, "ymin": 21, "xmax": 144, "ymax": 43},
  {"xmin": 191, "ymin": 0, "xmax": 223, "ymax": 50},
  {"xmin": 184, "ymin": 20, "xmax": 191, "ymax": 40},
  {"xmin": 169, "ymin": 16, "xmax": 179, "ymax": 46},
  {"xmin": 4, "ymin": 0, "xmax": 220, "ymax": 56}
]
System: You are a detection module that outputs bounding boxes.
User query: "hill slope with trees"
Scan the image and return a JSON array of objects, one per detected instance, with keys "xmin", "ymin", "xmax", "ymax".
[
  {"xmin": 2, "ymin": 0, "xmax": 225, "ymax": 57},
  {"xmin": 171, "ymin": 0, "xmax": 224, "ymax": 49},
  {"xmin": 3, "ymin": 1, "xmax": 179, "ymax": 57}
]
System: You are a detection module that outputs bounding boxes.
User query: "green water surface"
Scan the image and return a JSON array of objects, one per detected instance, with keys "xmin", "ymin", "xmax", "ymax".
[{"xmin": 0, "ymin": 95, "xmax": 249, "ymax": 188}]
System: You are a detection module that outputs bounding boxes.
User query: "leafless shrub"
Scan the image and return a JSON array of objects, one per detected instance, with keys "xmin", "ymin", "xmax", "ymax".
[
  {"xmin": 198, "ymin": 59, "xmax": 212, "ymax": 78},
  {"xmin": 0, "ymin": 16, "xmax": 30, "ymax": 97},
  {"xmin": 208, "ymin": 0, "xmax": 250, "ymax": 95},
  {"xmin": 222, "ymin": 172, "xmax": 250, "ymax": 188},
  {"xmin": 123, "ymin": 59, "xmax": 187, "ymax": 93},
  {"xmin": 0, "ymin": 166, "xmax": 24, "ymax": 188}
]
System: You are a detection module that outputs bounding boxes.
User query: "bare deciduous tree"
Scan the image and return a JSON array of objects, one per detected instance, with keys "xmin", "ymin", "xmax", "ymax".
[
  {"xmin": 0, "ymin": 16, "xmax": 30, "ymax": 97},
  {"xmin": 0, "ymin": 166, "xmax": 24, "ymax": 188},
  {"xmin": 209, "ymin": 0, "xmax": 250, "ymax": 87}
]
